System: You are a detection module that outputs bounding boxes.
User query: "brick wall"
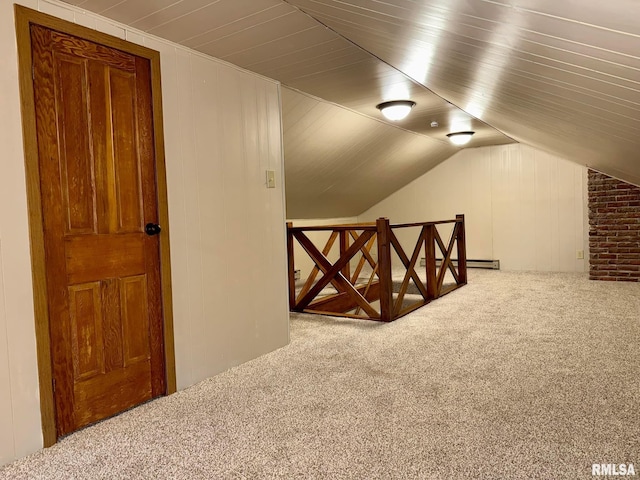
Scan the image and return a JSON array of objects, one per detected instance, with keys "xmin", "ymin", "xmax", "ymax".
[{"xmin": 588, "ymin": 169, "xmax": 640, "ymax": 281}]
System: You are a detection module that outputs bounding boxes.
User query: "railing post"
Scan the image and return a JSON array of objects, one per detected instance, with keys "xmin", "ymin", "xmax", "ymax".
[
  {"xmin": 376, "ymin": 217, "xmax": 393, "ymax": 321},
  {"xmin": 456, "ymin": 214, "xmax": 467, "ymax": 285},
  {"xmin": 286, "ymin": 222, "xmax": 296, "ymax": 309},
  {"xmin": 424, "ymin": 224, "xmax": 437, "ymax": 299}
]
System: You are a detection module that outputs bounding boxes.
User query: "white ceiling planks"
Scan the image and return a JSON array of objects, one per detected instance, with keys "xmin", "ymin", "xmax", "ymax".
[
  {"xmin": 59, "ymin": 0, "xmax": 512, "ymax": 218},
  {"xmin": 58, "ymin": 0, "xmax": 640, "ymax": 215},
  {"xmin": 286, "ymin": 0, "xmax": 640, "ymax": 184},
  {"xmin": 282, "ymin": 88, "xmax": 456, "ymax": 218}
]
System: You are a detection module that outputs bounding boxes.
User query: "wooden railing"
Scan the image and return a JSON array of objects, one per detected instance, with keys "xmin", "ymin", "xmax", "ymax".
[{"xmin": 286, "ymin": 215, "xmax": 467, "ymax": 322}]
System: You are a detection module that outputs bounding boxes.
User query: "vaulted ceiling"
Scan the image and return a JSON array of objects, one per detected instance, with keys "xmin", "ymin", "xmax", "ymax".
[{"xmin": 61, "ymin": 0, "xmax": 640, "ymax": 218}]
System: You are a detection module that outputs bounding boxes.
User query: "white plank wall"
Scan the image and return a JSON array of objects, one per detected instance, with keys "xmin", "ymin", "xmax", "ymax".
[
  {"xmin": 0, "ymin": 240, "xmax": 17, "ymax": 465},
  {"xmin": 0, "ymin": 0, "xmax": 289, "ymax": 466},
  {"xmin": 359, "ymin": 144, "xmax": 588, "ymax": 272},
  {"xmin": 0, "ymin": 0, "xmax": 42, "ymax": 465}
]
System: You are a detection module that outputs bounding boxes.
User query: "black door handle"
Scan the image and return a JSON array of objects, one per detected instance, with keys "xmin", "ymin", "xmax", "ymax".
[{"xmin": 145, "ymin": 223, "xmax": 162, "ymax": 236}]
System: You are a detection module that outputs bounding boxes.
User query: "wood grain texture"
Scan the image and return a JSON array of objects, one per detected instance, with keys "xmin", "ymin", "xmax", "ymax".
[
  {"xmin": 120, "ymin": 275, "xmax": 150, "ymax": 365},
  {"xmin": 148, "ymin": 51, "xmax": 176, "ymax": 395},
  {"xmin": 32, "ymin": 22, "xmax": 160, "ymax": 434},
  {"xmin": 424, "ymin": 225, "xmax": 438, "ymax": 300},
  {"xmin": 389, "ymin": 227, "xmax": 428, "ymax": 315},
  {"xmin": 54, "ymin": 53, "xmax": 96, "ymax": 234},
  {"xmin": 376, "ymin": 218, "xmax": 393, "ymax": 322},
  {"xmin": 68, "ymin": 282, "xmax": 104, "ymax": 381},
  {"xmin": 456, "ymin": 215, "xmax": 467, "ymax": 285},
  {"xmin": 295, "ymin": 231, "xmax": 338, "ymax": 303},
  {"xmin": 65, "ymin": 234, "xmax": 145, "ymax": 284},
  {"xmin": 288, "ymin": 217, "xmax": 467, "ymax": 322},
  {"xmin": 135, "ymin": 54, "xmax": 168, "ymax": 396},
  {"xmin": 293, "ymin": 230, "xmax": 376, "ymax": 316},
  {"xmin": 349, "ymin": 232, "xmax": 376, "ymax": 284},
  {"xmin": 15, "ymin": 5, "xmax": 57, "ymax": 447},
  {"xmin": 286, "ymin": 222, "xmax": 296, "ymax": 309},
  {"xmin": 15, "ymin": 5, "xmax": 175, "ymax": 442},
  {"xmin": 101, "ymin": 279, "xmax": 123, "ymax": 372},
  {"xmin": 307, "ymin": 281, "xmax": 381, "ymax": 314}
]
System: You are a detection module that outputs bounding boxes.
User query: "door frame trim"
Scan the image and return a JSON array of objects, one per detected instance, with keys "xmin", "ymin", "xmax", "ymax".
[{"xmin": 14, "ymin": 4, "xmax": 177, "ymax": 446}]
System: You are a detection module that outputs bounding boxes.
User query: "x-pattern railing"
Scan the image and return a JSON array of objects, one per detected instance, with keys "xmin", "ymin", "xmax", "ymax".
[{"xmin": 287, "ymin": 215, "xmax": 467, "ymax": 322}]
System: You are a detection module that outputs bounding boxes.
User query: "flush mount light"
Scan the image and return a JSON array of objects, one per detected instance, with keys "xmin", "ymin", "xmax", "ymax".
[
  {"xmin": 376, "ymin": 100, "xmax": 416, "ymax": 121},
  {"xmin": 446, "ymin": 131, "xmax": 475, "ymax": 146}
]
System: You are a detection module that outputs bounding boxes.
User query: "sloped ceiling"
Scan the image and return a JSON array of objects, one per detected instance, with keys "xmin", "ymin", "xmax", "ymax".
[
  {"xmin": 60, "ymin": 0, "xmax": 640, "ymax": 218},
  {"xmin": 286, "ymin": 0, "xmax": 640, "ymax": 186},
  {"xmin": 282, "ymin": 88, "xmax": 454, "ymax": 217}
]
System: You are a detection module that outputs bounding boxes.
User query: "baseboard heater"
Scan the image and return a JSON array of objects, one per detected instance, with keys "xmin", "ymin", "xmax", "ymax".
[{"xmin": 420, "ymin": 258, "xmax": 500, "ymax": 270}]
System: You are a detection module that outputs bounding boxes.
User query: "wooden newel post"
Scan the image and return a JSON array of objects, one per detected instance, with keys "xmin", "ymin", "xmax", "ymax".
[
  {"xmin": 286, "ymin": 222, "xmax": 296, "ymax": 309},
  {"xmin": 456, "ymin": 214, "xmax": 467, "ymax": 285},
  {"xmin": 424, "ymin": 224, "xmax": 437, "ymax": 300},
  {"xmin": 376, "ymin": 217, "xmax": 393, "ymax": 322}
]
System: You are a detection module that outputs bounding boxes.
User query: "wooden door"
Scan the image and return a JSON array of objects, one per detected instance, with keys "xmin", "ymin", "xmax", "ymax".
[{"xmin": 30, "ymin": 24, "xmax": 166, "ymax": 436}]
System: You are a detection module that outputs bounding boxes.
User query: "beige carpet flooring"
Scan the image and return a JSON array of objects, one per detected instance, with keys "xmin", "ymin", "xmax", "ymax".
[{"xmin": 1, "ymin": 270, "xmax": 638, "ymax": 479}]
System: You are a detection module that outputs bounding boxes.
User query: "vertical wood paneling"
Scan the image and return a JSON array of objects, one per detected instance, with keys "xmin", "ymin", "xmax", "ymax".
[
  {"xmin": 1, "ymin": 0, "xmax": 289, "ymax": 466},
  {"xmin": 576, "ymin": 168, "xmax": 589, "ymax": 271},
  {"xmin": 143, "ymin": 37, "xmax": 191, "ymax": 388},
  {"xmin": 557, "ymin": 159, "xmax": 577, "ymax": 272},
  {"xmin": 518, "ymin": 146, "xmax": 537, "ymax": 271},
  {"xmin": 0, "ymin": 240, "xmax": 16, "ymax": 464},
  {"xmin": 491, "ymin": 145, "xmax": 520, "ymax": 270},
  {"xmin": 191, "ymin": 54, "xmax": 227, "ymax": 378},
  {"xmin": 468, "ymin": 148, "xmax": 493, "ymax": 260},
  {"xmin": 2, "ymin": 0, "xmax": 44, "ymax": 462},
  {"xmin": 176, "ymin": 54, "xmax": 208, "ymax": 384},
  {"xmin": 241, "ymin": 76, "xmax": 269, "ymax": 356},
  {"xmin": 123, "ymin": 29, "xmax": 144, "ymax": 46},
  {"xmin": 157, "ymin": 45, "xmax": 288, "ymax": 388},
  {"xmin": 109, "ymin": 68, "xmax": 142, "ymax": 232},
  {"xmin": 119, "ymin": 275, "xmax": 150, "ymax": 365},
  {"xmin": 37, "ymin": 0, "xmax": 74, "ymax": 21},
  {"xmin": 533, "ymin": 150, "xmax": 554, "ymax": 271},
  {"xmin": 68, "ymin": 282, "xmax": 104, "ymax": 380},
  {"xmin": 73, "ymin": 11, "xmax": 96, "ymax": 30},
  {"xmin": 262, "ymin": 78, "xmax": 288, "ymax": 352},
  {"xmin": 359, "ymin": 144, "xmax": 587, "ymax": 273},
  {"xmin": 87, "ymin": 61, "xmax": 112, "ymax": 235},
  {"xmin": 93, "ymin": 17, "xmax": 125, "ymax": 39},
  {"xmin": 55, "ymin": 54, "xmax": 96, "ymax": 234},
  {"xmin": 100, "ymin": 278, "xmax": 123, "ymax": 371}
]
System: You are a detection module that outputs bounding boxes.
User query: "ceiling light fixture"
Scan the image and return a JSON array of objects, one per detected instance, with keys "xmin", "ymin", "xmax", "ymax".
[
  {"xmin": 376, "ymin": 100, "xmax": 416, "ymax": 121},
  {"xmin": 446, "ymin": 131, "xmax": 475, "ymax": 146}
]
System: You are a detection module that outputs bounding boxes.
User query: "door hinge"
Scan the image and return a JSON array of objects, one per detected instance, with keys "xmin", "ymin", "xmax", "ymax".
[{"xmin": 52, "ymin": 378, "xmax": 56, "ymax": 392}]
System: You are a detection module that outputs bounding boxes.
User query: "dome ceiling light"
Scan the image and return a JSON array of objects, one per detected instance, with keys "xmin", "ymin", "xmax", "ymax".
[
  {"xmin": 376, "ymin": 100, "xmax": 416, "ymax": 121},
  {"xmin": 446, "ymin": 131, "xmax": 475, "ymax": 146}
]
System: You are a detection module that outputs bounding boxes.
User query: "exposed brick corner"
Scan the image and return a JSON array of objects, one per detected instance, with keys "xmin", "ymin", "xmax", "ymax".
[{"xmin": 588, "ymin": 169, "xmax": 640, "ymax": 282}]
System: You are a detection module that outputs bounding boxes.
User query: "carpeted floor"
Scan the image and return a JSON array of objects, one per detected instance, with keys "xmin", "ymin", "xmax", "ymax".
[{"xmin": 1, "ymin": 270, "xmax": 638, "ymax": 479}]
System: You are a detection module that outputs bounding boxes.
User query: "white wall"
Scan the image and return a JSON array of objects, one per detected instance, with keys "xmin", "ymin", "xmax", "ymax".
[
  {"xmin": 359, "ymin": 144, "xmax": 588, "ymax": 272},
  {"xmin": 0, "ymin": 0, "xmax": 289, "ymax": 466},
  {"xmin": 0, "ymin": 0, "xmax": 42, "ymax": 465}
]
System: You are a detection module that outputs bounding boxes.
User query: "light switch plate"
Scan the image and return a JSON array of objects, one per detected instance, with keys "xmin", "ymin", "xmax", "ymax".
[{"xmin": 266, "ymin": 170, "xmax": 276, "ymax": 188}]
